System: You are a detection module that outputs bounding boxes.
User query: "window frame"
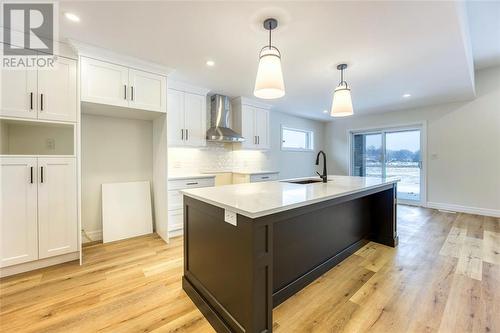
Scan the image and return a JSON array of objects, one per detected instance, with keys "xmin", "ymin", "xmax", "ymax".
[{"xmin": 280, "ymin": 125, "xmax": 314, "ymax": 152}]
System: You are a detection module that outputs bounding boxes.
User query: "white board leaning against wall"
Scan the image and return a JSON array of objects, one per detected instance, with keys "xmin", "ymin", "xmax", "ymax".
[{"xmin": 102, "ymin": 181, "xmax": 153, "ymax": 243}]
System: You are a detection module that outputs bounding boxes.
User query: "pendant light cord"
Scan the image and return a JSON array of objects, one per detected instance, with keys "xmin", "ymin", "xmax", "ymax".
[{"xmin": 268, "ymin": 21, "xmax": 272, "ymax": 49}]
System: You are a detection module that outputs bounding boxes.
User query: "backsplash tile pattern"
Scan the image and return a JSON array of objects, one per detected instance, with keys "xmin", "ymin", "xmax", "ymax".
[{"xmin": 168, "ymin": 142, "xmax": 271, "ymax": 174}]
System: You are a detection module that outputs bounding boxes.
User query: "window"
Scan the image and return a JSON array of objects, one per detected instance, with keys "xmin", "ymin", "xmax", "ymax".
[{"xmin": 281, "ymin": 126, "xmax": 314, "ymax": 151}]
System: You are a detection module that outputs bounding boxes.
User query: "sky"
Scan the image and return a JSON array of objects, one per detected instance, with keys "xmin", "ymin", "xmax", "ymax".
[{"xmin": 364, "ymin": 130, "xmax": 420, "ymax": 152}]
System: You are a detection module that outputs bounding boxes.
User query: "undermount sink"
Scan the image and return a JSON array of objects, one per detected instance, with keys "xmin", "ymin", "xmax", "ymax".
[{"xmin": 283, "ymin": 179, "xmax": 324, "ymax": 184}]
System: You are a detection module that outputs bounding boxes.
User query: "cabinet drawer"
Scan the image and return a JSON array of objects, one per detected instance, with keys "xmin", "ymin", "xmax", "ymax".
[
  {"xmin": 168, "ymin": 190, "xmax": 183, "ymax": 211},
  {"xmin": 168, "ymin": 209, "xmax": 183, "ymax": 231},
  {"xmin": 167, "ymin": 177, "xmax": 215, "ymax": 190},
  {"xmin": 250, "ymin": 173, "xmax": 278, "ymax": 183}
]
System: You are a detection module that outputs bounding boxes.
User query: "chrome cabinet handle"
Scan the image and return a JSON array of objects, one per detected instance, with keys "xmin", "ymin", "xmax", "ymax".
[
  {"xmin": 186, "ymin": 182, "xmax": 198, "ymax": 185},
  {"xmin": 40, "ymin": 166, "xmax": 44, "ymax": 183},
  {"xmin": 186, "ymin": 129, "xmax": 189, "ymax": 141},
  {"xmin": 30, "ymin": 92, "xmax": 33, "ymax": 110},
  {"xmin": 261, "ymin": 176, "xmax": 269, "ymax": 179},
  {"xmin": 30, "ymin": 166, "xmax": 33, "ymax": 183},
  {"xmin": 124, "ymin": 85, "xmax": 127, "ymax": 100},
  {"xmin": 40, "ymin": 93, "xmax": 44, "ymax": 111},
  {"xmin": 181, "ymin": 129, "xmax": 184, "ymax": 140},
  {"xmin": 131, "ymin": 86, "xmax": 134, "ymax": 101}
]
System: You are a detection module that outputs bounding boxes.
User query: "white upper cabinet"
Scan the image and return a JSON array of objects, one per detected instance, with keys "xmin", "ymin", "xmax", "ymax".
[
  {"xmin": 167, "ymin": 81, "xmax": 209, "ymax": 147},
  {"xmin": 81, "ymin": 57, "xmax": 129, "ymax": 108},
  {"xmin": 1, "ymin": 56, "xmax": 77, "ymax": 122},
  {"xmin": 0, "ymin": 157, "xmax": 38, "ymax": 268},
  {"xmin": 128, "ymin": 69, "xmax": 166, "ymax": 112},
  {"xmin": 253, "ymin": 107, "xmax": 270, "ymax": 149},
  {"xmin": 233, "ymin": 97, "xmax": 271, "ymax": 150},
  {"xmin": 184, "ymin": 93, "xmax": 206, "ymax": 147},
  {"xmin": 38, "ymin": 57, "xmax": 77, "ymax": 122},
  {"xmin": 167, "ymin": 89, "xmax": 185, "ymax": 146},
  {"xmin": 0, "ymin": 69, "xmax": 37, "ymax": 119},
  {"xmin": 37, "ymin": 157, "xmax": 77, "ymax": 259},
  {"xmin": 81, "ymin": 57, "xmax": 167, "ymax": 113},
  {"xmin": 240, "ymin": 106, "xmax": 256, "ymax": 149}
]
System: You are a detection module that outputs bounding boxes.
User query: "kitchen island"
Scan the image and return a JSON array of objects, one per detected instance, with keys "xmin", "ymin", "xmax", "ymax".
[{"xmin": 181, "ymin": 175, "xmax": 398, "ymax": 333}]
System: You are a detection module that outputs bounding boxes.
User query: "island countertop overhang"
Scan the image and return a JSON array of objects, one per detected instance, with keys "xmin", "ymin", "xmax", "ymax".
[{"xmin": 181, "ymin": 175, "xmax": 399, "ymax": 219}]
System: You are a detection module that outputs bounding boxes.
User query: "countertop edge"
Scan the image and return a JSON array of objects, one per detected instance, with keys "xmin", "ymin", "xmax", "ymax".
[
  {"xmin": 182, "ymin": 179, "xmax": 398, "ymax": 219},
  {"xmin": 168, "ymin": 174, "xmax": 216, "ymax": 181}
]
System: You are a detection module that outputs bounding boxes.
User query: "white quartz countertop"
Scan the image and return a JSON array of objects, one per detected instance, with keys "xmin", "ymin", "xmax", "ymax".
[
  {"xmin": 231, "ymin": 170, "xmax": 279, "ymax": 175},
  {"xmin": 181, "ymin": 175, "xmax": 399, "ymax": 218},
  {"xmin": 168, "ymin": 173, "xmax": 216, "ymax": 181}
]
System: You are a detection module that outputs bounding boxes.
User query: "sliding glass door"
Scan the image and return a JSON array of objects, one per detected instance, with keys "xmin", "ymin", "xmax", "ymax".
[{"xmin": 351, "ymin": 128, "xmax": 423, "ymax": 203}]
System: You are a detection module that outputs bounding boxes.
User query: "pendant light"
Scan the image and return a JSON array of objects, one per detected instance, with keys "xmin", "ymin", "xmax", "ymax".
[
  {"xmin": 254, "ymin": 18, "xmax": 285, "ymax": 99},
  {"xmin": 330, "ymin": 64, "xmax": 354, "ymax": 117}
]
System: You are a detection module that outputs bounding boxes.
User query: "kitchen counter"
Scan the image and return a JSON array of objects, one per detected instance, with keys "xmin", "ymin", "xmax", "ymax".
[
  {"xmin": 167, "ymin": 173, "xmax": 216, "ymax": 181},
  {"xmin": 182, "ymin": 175, "xmax": 399, "ymax": 332},
  {"xmin": 182, "ymin": 175, "xmax": 398, "ymax": 218},
  {"xmin": 231, "ymin": 170, "xmax": 279, "ymax": 175}
]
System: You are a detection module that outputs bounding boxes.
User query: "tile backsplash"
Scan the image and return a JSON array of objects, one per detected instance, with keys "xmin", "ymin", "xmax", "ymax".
[{"xmin": 168, "ymin": 142, "xmax": 271, "ymax": 174}]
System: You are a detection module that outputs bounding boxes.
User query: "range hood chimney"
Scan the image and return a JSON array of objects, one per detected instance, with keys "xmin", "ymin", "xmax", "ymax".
[{"xmin": 206, "ymin": 95, "xmax": 245, "ymax": 143}]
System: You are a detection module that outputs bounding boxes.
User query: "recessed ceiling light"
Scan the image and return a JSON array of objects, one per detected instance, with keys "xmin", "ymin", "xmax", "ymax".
[
  {"xmin": 206, "ymin": 60, "xmax": 215, "ymax": 67},
  {"xmin": 64, "ymin": 12, "xmax": 80, "ymax": 22},
  {"xmin": 403, "ymin": 93, "xmax": 411, "ymax": 98},
  {"xmin": 323, "ymin": 110, "xmax": 328, "ymax": 114}
]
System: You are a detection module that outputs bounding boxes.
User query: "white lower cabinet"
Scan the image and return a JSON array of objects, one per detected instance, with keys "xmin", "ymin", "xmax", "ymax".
[
  {"xmin": 0, "ymin": 158, "xmax": 38, "ymax": 267},
  {"xmin": 167, "ymin": 176, "xmax": 215, "ymax": 237},
  {"xmin": 0, "ymin": 157, "xmax": 77, "ymax": 268},
  {"xmin": 38, "ymin": 158, "xmax": 78, "ymax": 259}
]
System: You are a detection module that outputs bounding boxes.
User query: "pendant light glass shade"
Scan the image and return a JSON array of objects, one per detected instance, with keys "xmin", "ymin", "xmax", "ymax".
[
  {"xmin": 330, "ymin": 64, "xmax": 354, "ymax": 117},
  {"xmin": 330, "ymin": 83, "xmax": 353, "ymax": 117},
  {"xmin": 254, "ymin": 46, "xmax": 285, "ymax": 99}
]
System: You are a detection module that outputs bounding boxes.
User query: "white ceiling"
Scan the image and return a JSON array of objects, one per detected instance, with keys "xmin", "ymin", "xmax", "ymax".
[{"xmin": 58, "ymin": 1, "xmax": 498, "ymax": 121}]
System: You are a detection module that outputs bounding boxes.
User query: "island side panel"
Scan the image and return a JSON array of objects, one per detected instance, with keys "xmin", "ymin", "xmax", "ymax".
[
  {"xmin": 369, "ymin": 184, "xmax": 398, "ymax": 247},
  {"xmin": 270, "ymin": 195, "xmax": 372, "ymax": 306},
  {"xmin": 182, "ymin": 196, "xmax": 272, "ymax": 333}
]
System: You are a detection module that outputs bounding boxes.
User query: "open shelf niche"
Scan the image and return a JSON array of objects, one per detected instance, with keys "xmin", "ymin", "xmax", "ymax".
[{"xmin": 0, "ymin": 118, "xmax": 75, "ymax": 156}]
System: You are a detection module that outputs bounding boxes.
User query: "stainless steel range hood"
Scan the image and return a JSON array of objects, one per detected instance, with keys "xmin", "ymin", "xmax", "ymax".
[{"xmin": 206, "ymin": 94, "xmax": 245, "ymax": 142}]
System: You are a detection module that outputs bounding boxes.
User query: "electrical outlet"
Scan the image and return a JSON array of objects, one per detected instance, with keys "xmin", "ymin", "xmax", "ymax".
[
  {"xmin": 224, "ymin": 209, "xmax": 237, "ymax": 226},
  {"xmin": 46, "ymin": 138, "xmax": 55, "ymax": 150}
]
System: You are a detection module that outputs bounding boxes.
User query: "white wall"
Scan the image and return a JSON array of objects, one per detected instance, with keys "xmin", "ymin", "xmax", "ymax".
[
  {"xmin": 325, "ymin": 66, "xmax": 500, "ymax": 215},
  {"xmin": 168, "ymin": 110, "xmax": 325, "ymax": 179},
  {"xmin": 81, "ymin": 114, "xmax": 153, "ymax": 240}
]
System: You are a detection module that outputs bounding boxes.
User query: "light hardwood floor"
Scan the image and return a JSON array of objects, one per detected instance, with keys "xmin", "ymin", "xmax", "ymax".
[{"xmin": 1, "ymin": 205, "xmax": 499, "ymax": 332}]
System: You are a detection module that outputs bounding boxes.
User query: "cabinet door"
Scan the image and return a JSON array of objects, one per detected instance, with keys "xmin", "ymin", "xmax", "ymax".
[
  {"xmin": 184, "ymin": 93, "xmax": 206, "ymax": 147},
  {"xmin": 167, "ymin": 89, "xmax": 185, "ymax": 146},
  {"xmin": 81, "ymin": 57, "xmax": 129, "ymax": 108},
  {"xmin": 0, "ymin": 158, "xmax": 38, "ymax": 267},
  {"xmin": 241, "ymin": 105, "xmax": 256, "ymax": 149},
  {"xmin": 37, "ymin": 57, "xmax": 77, "ymax": 122},
  {"xmin": 128, "ymin": 69, "xmax": 166, "ymax": 112},
  {"xmin": 0, "ymin": 68, "xmax": 37, "ymax": 119},
  {"xmin": 37, "ymin": 157, "xmax": 77, "ymax": 259},
  {"xmin": 254, "ymin": 107, "xmax": 270, "ymax": 149}
]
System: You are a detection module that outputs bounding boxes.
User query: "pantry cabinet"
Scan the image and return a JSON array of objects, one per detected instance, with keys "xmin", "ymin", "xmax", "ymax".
[
  {"xmin": 232, "ymin": 97, "xmax": 270, "ymax": 150},
  {"xmin": 167, "ymin": 82, "xmax": 209, "ymax": 147},
  {"xmin": 0, "ymin": 56, "xmax": 77, "ymax": 122},
  {"xmin": 81, "ymin": 57, "xmax": 166, "ymax": 113},
  {"xmin": 0, "ymin": 157, "xmax": 77, "ymax": 268}
]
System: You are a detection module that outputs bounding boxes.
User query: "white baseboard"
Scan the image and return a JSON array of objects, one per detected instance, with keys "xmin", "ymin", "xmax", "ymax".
[
  {"xmin": 0, "ymin": 252, "xmax": 79, "ymax": 278},
  {"xmin": 82, "ymin": 229, "xmax": 103, "ymax": 243},
  {"xmin": 426, "ymin": 202, "xmax": 500, "ymax": 218}
]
